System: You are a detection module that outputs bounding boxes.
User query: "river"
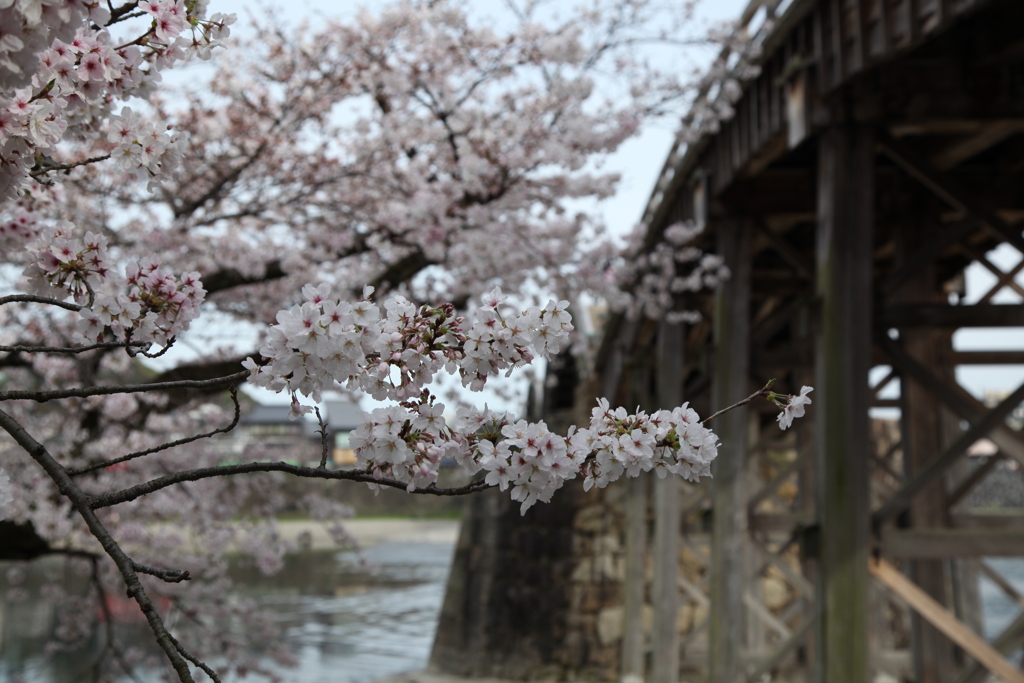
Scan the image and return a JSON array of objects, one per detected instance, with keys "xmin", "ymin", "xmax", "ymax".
[
  {"xmin": 2, "ymin": 532, "xmax": 1024, "ymax": 682},
  {"xmin": 0, "ymin": 534, "xmax": 455, "ymax": 683}
]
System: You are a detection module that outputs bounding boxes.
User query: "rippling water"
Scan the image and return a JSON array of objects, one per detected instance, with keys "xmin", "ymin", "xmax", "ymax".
[
  {"xmin": 3, "ymin": 547, "xmax": 1024, "ymax": 682},
  {"xmin": 0, "ymin": 540, "xmax": 455, "ymax": 683}
]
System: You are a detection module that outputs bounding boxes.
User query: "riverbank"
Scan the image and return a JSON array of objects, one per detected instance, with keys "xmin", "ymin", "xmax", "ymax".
[{"xmin": 278, "ymin": 517, "xmax": 461, "ymax": 550}]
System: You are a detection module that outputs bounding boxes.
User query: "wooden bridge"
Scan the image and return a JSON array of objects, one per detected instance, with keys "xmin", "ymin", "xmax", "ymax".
[{"xmin": 430, "ymin": 0, "xmax": 1024, "ymax": 681}]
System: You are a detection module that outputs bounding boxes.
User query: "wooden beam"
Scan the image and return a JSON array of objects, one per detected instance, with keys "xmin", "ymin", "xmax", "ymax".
[
  {"xmin": 890, "ymin": 119, "xmax": 1024, "ymax": 137},
  {"xmin": 951, "ymin": 510, "xmax": 1024, "ymax": 530},
  {"xmin": 879, "ymin": 529, "xmax": 1024, "ymax": 557},
  {"xmin": 945, "ymin": 453, "xmax": 1003, "ymax": 508},
  {"xmin": 896, "ymin": 214, "xmax": 958, "ymax": 683},
  {"xmin": 869, "ymin": 557, "xmax": 1024, "ymax": 683},
  {"xmin": 876, "ymin": 133, "xmax": 1024, "ymax": 256},
  {"xmin": 752, "ymin": 219, "xmax": 814, "ymax": 280},
  {"xmin": 708, "ymin": 218, "xmax": 752, "ymax": 683},
  {"xmin": 880, "ymin": 220, "xmax": 973, "ymax": 295},
  {"xmin": 952, "ymin": 351, "xmax": 1024, "ymax": 365},
  {"xmin": 931, "ymin": 120, "xmax": 1024, "ymax": 170},
  {"xmin": 815, "ymin": 124, "xmax": 873, "ymax": 683},
  {"xmin": 955, "ymin": 609, "xmax": 1024, "ymax": 683},
  {"xmin": 877, "ymin": 304, "xmax": 1024, "ymax": 328},
  {"xmin": 872, "ymin": 379, "xmax": 1024, "ymax": 527},
  {"xmin": 877, "ymin": 336, "xmax": 1024, "ymax": 466}
]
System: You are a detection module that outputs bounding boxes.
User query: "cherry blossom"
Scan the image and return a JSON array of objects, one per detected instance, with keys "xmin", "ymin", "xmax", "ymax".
[{"xmin": 776, "ymin": 385, "xmax": 814, "ymax": 430}]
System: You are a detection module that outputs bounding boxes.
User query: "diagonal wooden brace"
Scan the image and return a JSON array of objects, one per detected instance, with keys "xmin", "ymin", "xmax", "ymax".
[
  {"xmin": 872, "ymin": 376, "xmax": 1024, "ymax": 527},
  {"xmin": 877, "ymin": 335, "xmax": 1024, "ymax": 467},
  {"xmin": 877, "ymin": 133, "xmax": 1024, "ymax": 256},
  {"xmin": 870, "ymin": 557, "xmax": 1024, "ymax": 683}
]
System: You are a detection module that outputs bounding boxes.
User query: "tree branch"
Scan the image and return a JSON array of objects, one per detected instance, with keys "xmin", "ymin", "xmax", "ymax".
[
  {"xmin": 0, "ymin": 294, "xmax": 83, "ymax": 312},
  {"xmin": 67, "ymin": 388, "xmax": 242, "ymax": 476},
  {"xmin": 91, "ymin": 462, "xmax": 491, "ymax": 510},
  {"xmin": 0, "ymin": 370, "xmax": 249, "ymax": 403}
]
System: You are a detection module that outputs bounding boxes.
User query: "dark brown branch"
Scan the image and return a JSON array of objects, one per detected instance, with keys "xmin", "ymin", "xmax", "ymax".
[
  {"xmin": 0, "ymin": 340, "xmax": 149, "ymax": 355},
  {"xmin": 200, "ymin": 260, "xmax": 287, "ymax": 295},
  {"xmin": 0, "ymin": 294, "xmax": 83, "ymax": 312},
  {"xmin": 68, "ymin": 388, "xmax": 242, "ymax": 476},
  {"xmin": 0, "ymin": 370, "xmax": 249, "ymax": 403},
  {"xmin": 166, "ymin": 631, "xmax": 223, "ymax": 683},
  {"xmin": 30, "ymin": 154, "xmax": 111, "ymax": 179},
  {"xmin": 132, "ymin": 561, "xmax": 191, "ymax": 584},
  {"xmin": 91, "ymin": 462, "xmax": 491, "ymax": 510},
  {"xmin": 315, "ymin": 406, "xmax": 329, "ymax": 469}
]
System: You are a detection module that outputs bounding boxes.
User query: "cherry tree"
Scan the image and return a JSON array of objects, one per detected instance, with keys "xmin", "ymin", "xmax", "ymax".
[{"xmin": 0, "ymin": 0, "xmax": 806, "ymax": 681}]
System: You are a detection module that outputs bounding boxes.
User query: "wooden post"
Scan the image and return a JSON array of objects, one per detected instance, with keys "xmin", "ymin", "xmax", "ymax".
[
  {"xmin": 708, "ymin": 217, "xmax": 752, "ymax": 682},
  {"xmin": 651, "ymin": 321, "xmax": 683, "ymax": 683},
  {"xmin": 814, "ymin": 124, "xmax": 873, "ymax": 683},
  {"xmin": 622, "ymin": 474, "xmax": 648, "ymax": 683},
  {"xmin": 896, "ymin": 216, "xmax": 959, "ymax": 683},
  {"xmin": 622, "ymin": 359, "xmax": 650, "ymax": 683}
]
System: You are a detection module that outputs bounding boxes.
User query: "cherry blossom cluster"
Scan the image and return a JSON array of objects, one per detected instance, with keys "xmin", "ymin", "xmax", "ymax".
[
  {"xmin": 105, "ymin": 105, "xmax": 185, "ymax": 182},
  {"xmin": 346, "ymin": 395, "xmax": 721, "ymax": 515},
  {"xmin": 0, "ymin": 0, "xmax": 236, "ymax": 200},
  {"xmin": 245, "ymin": 286, "xmax": 813, "ymax": 514},
  {"xmin": 75, "ymin": 258, "xmax": 204, "ymax": 345},
  {"xmin": 244, "ymin": 285, "xmax": 574, "ymax": 414},
  {"xmin": 22, "ymin": 219, "xmax": 112, "ymax": 303},
  {"xmin": 20, "ymin": 222, "xmax": 205, "ymax": 345},
  {"xmin": 0, "ymin": 207, "xmax": 41, "ymax": 251},
  {"xmin": 598, "ymin": 220, "xmax": 731, "ymax": 322}
]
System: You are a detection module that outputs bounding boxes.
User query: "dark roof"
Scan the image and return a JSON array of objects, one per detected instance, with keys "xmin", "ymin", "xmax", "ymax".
[
  {"xmin": 242, "ymin": 404, "xmax": 295, "ymax": 425},
  {"xmin": 241, "ymin": 400, "xmax": 364, "ymax": 431},
  {"xmin": 324, "ymin": 399, "xmax": 364, "ymax": 430}
]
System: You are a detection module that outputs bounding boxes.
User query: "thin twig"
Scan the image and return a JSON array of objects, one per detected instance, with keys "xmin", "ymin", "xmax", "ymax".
[
  {"xmin": 166, "ymin": 631, "xmax": 223, "ymax": 683},
  {"xmin": 68, "ymin": 388, "xmax": 241, "ymax": 476},
  {"xmin": 132, "ymin": 561, "xmax": 191, "ymax": 583},
  {"xmin": 315, "ymin": 406, "xmax": 329, "ymax": 469},
  {"xmin": 701, "ymin": 380, "xmax": 776, "ymax": 425}
]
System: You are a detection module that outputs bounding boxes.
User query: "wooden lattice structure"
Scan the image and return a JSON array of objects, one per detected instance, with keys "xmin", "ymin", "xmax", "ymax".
[{"xmin": 431, "ymin": 1, "xmax": 1024, "ymax": 681}]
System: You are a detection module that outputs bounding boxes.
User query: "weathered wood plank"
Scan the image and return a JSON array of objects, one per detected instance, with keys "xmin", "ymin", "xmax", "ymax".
[
  {"xmin": 651, "ymin": 321, "xmax": 683, "ymax": 683},
  {"xmin": 878, "ymin": 304, "xmax": 1024, "ymax": 328},
  {"xmin": 879, "ymin": 529, "xmax": 1024, "ymax": 557},
  {"xmin": 955, "ymin": 609, "xmax": 1024, "ymax": 683},
  {"xmin": 869, "ymin": 557, "xmax": 1024, "ymax": 683},
  {"xmin": 621, "ymin": 474, "xmax": 647, "ymax": 683},
  {"xmin": 815, "ymin": 124, "xmax": 873, "ymax": 683},
  {"xmin": 708, "ymin": 217, "xmax": 752, "ymax": 683}
]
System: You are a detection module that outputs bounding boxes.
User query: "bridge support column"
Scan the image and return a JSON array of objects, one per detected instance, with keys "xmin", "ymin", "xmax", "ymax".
[
  {"xmin": 708, "ymin": 217, "xmax": 752, "ymax": 682},
  {"xmin": 814, "ymin": 124, "xmax": 873, "ymax": 683}
]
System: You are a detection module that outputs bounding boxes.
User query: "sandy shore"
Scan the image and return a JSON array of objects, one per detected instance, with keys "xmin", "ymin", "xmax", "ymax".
[{"xmin": 277, "ymin": 517, "xmax": 461, "ymax": 550}]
